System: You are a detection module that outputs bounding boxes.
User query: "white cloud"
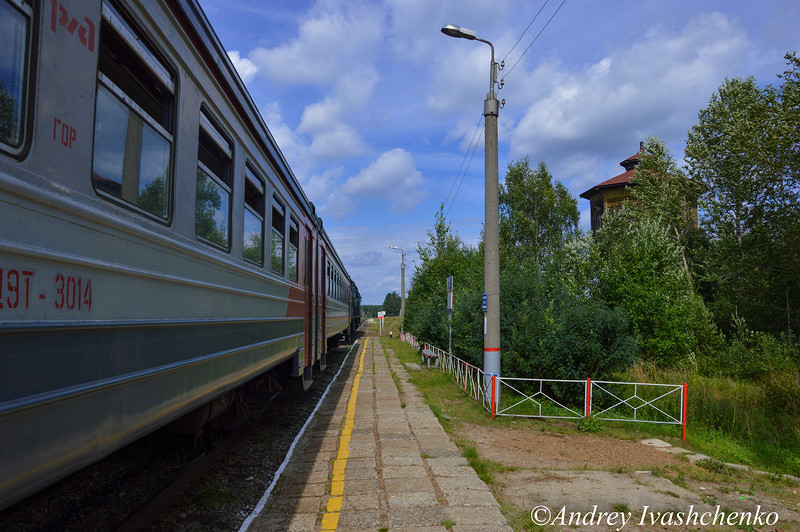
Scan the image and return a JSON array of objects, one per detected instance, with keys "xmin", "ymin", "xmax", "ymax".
[
  {"xmin": 308, "ymin": 126, "xmax": 367, "ymax": 159},
  {"xmin": 246, "ymin": 1, "xmax": 385, "ymax": 86},
  {"xmin": 427, "ymin": 46, "xmax": 492, "ymax": 115},
  {"xmin": 227, "ymin": 50, "xmax": 258, "ymax": 83},
  {"xmin": 343, "ymin": 148, "xmax": 427, "ymax": 212},
  {"xmin": 509, "ymin": 12, "xmax": 750, "ymax": 162},
  {"xmin": 326, "ymin": 223, "xmax": 424, "ymax": 304},
  {"xmin": 295, "ymin": 67, "xmax": 379, "ymax": 161}
]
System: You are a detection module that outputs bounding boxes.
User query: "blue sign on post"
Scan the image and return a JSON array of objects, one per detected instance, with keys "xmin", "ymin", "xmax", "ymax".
[{"xmin": 482, "ymin": 293, "xmax": 487, "ymax": 312}]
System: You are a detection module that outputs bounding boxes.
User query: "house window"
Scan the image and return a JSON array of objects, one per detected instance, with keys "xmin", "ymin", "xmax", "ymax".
[
  {"xmin": 288, "ymin": 217, "xmax": 299, "ymax": 282},
  {"xmin": 92, "ymin": 1, "xmax": 173, "ymax": 219},
  {"xmin": 0, "ymin": 0, "xmax": 32, "ymax": 153},
  {"xmin": 195, "ymin": 112, "xmax": 232, "ymax": 249},
  {"xmin": 270, "ymin": 197, "xmax": 285, "ymax": 275},
  {"xmin": 243, "ymin": 165, "xmax": 264, "ymax": 264}
]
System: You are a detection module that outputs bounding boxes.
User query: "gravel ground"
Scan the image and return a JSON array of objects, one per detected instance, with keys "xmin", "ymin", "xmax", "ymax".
[
  {"xmin": 0, "ymin": 338, "xmax": 361, "ymax": 532},
  {"xmin": 148, "ymin": 340, "xmax": 361, "ymax": 531}
]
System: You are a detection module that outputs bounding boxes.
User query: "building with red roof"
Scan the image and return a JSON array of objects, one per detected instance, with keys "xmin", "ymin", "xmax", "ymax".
[{"xmin": 580, "ymin": 142, "xmax": 643, "ymax": 232}]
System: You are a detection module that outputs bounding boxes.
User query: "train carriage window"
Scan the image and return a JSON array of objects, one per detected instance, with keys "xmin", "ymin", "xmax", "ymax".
[
  {"xmin": 195, "ymin": 112, "xmax": 232, "ymax": 249},
  {"xmin": 243, "ymin": 165, "xmax": 264, "ymax": 265},
  {"xmin": 270, "ymin": 197, "xmax": 285, "ymax": 275},
  {"xmin": 92, "ymin": 1, "xmax": 174, "ymax": 219},
  {"xmin": 288, "ymin": 217, "xmax": 298, "ymax": 282},
  {"xmin": 1, "ymin": 0, "xmax": 32, "ymax": 154}
]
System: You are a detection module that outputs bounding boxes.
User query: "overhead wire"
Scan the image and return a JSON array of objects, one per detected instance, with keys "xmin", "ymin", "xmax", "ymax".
[
  {"xmin": 442, "ymin": 114, "xmax": 484, "ymax": 217},
  {"xmin": 501, "ymin": 0, "xmax": 550, "ymax": 65},
  {"xmin": 443, "ymin": 114, "xmax": 483, "ymax": 208},
  {"xmin": 445, "ymin": 119, "xmax": 484, "ymax": 220},
  {"xmin": 501, "ymin": 0, "xmax": 567, "ymax": 83},
  {"xmin": 441, "ymin": 0, "xmax": 567, "ymax": 218}
]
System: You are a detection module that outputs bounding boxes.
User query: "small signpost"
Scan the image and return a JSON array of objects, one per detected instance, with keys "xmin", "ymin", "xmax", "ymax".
[
  {"xmin": 447, "ymin": 276, "xmax": 453, "ymax": 357},
  {"xmin": 378, "ymin": 311, "xmax": 385, "ymax": 334}
]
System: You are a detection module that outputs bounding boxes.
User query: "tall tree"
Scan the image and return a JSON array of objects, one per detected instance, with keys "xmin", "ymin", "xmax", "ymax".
[
  {"xmin": 686, "ymin": 77, "xmax": 773, "ymax": 248},
  {"xmin": 686, "ymin": 60, "xmax": 800, "ymax": 336},
  {"xmin": 382, "ymin": 291, "xmax": 401, "ymax": 316},
  {"xmin": 499, "ymin": 157, "xmax": 579, "ymax": 267},
  {"xmin": 404, "ymin": 207, "xmax": 482, "ymax": 348},
  {"xmin": 628, "ymin": 136, "xmax": 701, "ymax": 274}
]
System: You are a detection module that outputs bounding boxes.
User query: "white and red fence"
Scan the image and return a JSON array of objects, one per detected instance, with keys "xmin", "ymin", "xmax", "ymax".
[{"xmin": 402, "ymin": 333, "xmax": 688, "ymax": 440}]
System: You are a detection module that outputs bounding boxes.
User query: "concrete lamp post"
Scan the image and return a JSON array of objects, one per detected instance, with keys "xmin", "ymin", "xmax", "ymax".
[
  {"xmin": 389, "ymin": 245, "xmax": 406, "ymax": 337},
  {"xmin": 441, "ymin": 23, "xmax": 501, "ymax": 404}
]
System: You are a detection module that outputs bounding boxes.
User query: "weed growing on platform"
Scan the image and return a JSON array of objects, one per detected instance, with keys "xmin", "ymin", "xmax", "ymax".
[{"xmin": 197, "ymin": 484, "xmax": 233, "ymax": 509}]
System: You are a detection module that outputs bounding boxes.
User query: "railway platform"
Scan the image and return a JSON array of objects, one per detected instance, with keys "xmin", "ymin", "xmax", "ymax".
[{"xmin": 243, "ymin": 336, "xmax": 510, "ymax": 531}]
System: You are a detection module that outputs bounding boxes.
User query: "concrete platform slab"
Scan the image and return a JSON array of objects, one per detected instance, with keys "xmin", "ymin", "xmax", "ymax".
[{"xmin": 243, "ymin": 337, "xmax": 509, "ymax": 531}]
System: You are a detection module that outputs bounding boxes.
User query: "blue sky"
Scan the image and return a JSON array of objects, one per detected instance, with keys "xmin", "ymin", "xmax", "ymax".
[{"xmin": 196, "ymin": 0, "xmax": 799, "ymax": 305}]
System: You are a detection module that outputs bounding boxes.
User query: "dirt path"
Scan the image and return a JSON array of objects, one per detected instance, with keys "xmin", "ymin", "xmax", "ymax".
[{"xmin": 460, "ymin": 422, "xmax": 800, "ymax": 530}]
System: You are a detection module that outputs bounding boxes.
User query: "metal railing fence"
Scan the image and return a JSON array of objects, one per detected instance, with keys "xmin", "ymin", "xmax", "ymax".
[{"xmin": 401, "ymin": 333, "xmax": 687, "ymax": 440}]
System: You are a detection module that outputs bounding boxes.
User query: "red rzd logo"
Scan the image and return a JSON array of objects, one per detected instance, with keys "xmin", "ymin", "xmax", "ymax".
[{"xmin": 50, "ymin": 0, "xmax": 95, "ymax": 52}]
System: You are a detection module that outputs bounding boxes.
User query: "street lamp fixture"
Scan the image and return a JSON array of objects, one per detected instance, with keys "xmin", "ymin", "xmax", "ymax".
[
  {"xmin": 389, "ymin": 245, "xmax": 406, "ymax": 337},
  {"xmin": 440, "ymin": 24, "xmax": 476, "ymax": 40},
  {"xmin": 441, "ymin": 23, "xmax": 501, "ymax": 404}
]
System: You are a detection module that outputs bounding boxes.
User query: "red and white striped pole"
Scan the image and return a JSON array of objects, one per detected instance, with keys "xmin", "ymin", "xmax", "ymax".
[
  {"xmin": 491, "ymin": 374, "xmax": 497, "ymax": 420},
  {"xmin": 585, "ymin": 378, "xmax": 592, "ymax": 417},
  {"xmin": 682, "ymin": 382, "xmax": 688, "ymax": 441}
]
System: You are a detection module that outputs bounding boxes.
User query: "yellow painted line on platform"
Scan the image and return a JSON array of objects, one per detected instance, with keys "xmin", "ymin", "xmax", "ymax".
[{"xmin": 321, "ymin": 339, "xmax": 367, "ymax": 531}]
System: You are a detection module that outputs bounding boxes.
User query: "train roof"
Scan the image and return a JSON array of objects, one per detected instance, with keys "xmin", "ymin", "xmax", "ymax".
[
  {"xmin": 166, "ymin": 0, "xmax": 308, "ymax": 217},
  {"xmin": 168, "ymin": 0, "xmax": 352, "ymax": 283}
]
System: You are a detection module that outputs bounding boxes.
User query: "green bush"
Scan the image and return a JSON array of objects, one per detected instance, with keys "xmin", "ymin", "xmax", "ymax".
[
  {"xmin": 592, "ymin": 215, "xmax": 719, "ymax": 367},
  {"xmin": 499, "ymin": 272, "xmax": 639, "ymax": 381},
  {"xmin": 445, "ymin": 270, "xmax": 639, "ymax": 382},
  {"xmin": 705, "ymin": 316, "xmax": 799, "ymax": 380}
]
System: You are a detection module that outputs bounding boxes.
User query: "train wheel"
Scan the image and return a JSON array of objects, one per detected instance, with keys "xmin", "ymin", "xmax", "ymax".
[{"xmin": 201, "ymin": 427, "xmax": 225, "ymax": 449}]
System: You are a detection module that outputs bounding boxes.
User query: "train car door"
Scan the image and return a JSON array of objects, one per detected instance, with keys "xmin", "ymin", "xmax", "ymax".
[
  {"xmin": 304, "ymin": 225, "xmax": 313, "ymax": 371},
  {"xmin": 320, "ymin": 247, "xmax": 327, "ymax": 368}
]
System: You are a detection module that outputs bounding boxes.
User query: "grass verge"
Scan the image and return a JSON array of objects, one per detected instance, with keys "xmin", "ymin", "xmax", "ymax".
[{"xmin": 379, "ymin": 332, "xmax": 800, "ymax": 530}]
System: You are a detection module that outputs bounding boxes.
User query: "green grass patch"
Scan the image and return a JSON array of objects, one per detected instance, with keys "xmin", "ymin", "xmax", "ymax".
[
  {"xmin": 461, "ymin": 444, "xmax": 496, "ymax": 484},
  {"xmin": 197, "ymin": 484, "xmax": 234, "ymax": 509},
  {"xmin": 391, "ymin": 332, "xmax": 800, "ymax": 479},
  {"xmin": 576, "ymin": 415, "xmax": 603, "ymax": 433},
  {"xmin": 618, "ymin": 363, "xmax": 800, "ymax": 477}
]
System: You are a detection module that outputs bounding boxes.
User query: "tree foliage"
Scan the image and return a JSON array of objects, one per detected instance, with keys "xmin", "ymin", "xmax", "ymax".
[
  {"xmin": 195, "ymin": 171, "xmax": 227, "ymax": 247},
  {"xmin": 498, "ymin": 271, "xmax": 638, "ymax": 380},
  {"xmin": 0, "ymin": 80, "xmax": 18, "ymax": 145},
  {"xmin": 499, "ymin": 157, "xmax": 579, "ymax": 267},
  {"xmin": 686, "ymin": 56, "xmax": 800, "ymax": 336},
  {"xmin": 382, "ymin": 291, "xmax": 401, "ymax": 316},
  {"xmin": 686, "ymin": 76, "xmax": 772, "ymax": 247},
  {"xmin": 403, "ymin": 207, "xmax": 482, "ymax": 348},
  {"xmin": 590, "ymin": 213, "xmax": 717, "ymax": 366},
  {"xmin": 627, "ymin": 136, "xmax": 702, "ymax": 274},
  {"xmin": 407, "ymin": 167, "xmax": 635, "ymax": 381}
]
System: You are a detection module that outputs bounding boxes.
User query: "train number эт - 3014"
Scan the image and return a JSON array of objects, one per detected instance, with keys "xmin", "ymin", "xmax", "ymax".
[{"xmin": 1, "ymin": 268, "xmax": 92, "ymax": 311}]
